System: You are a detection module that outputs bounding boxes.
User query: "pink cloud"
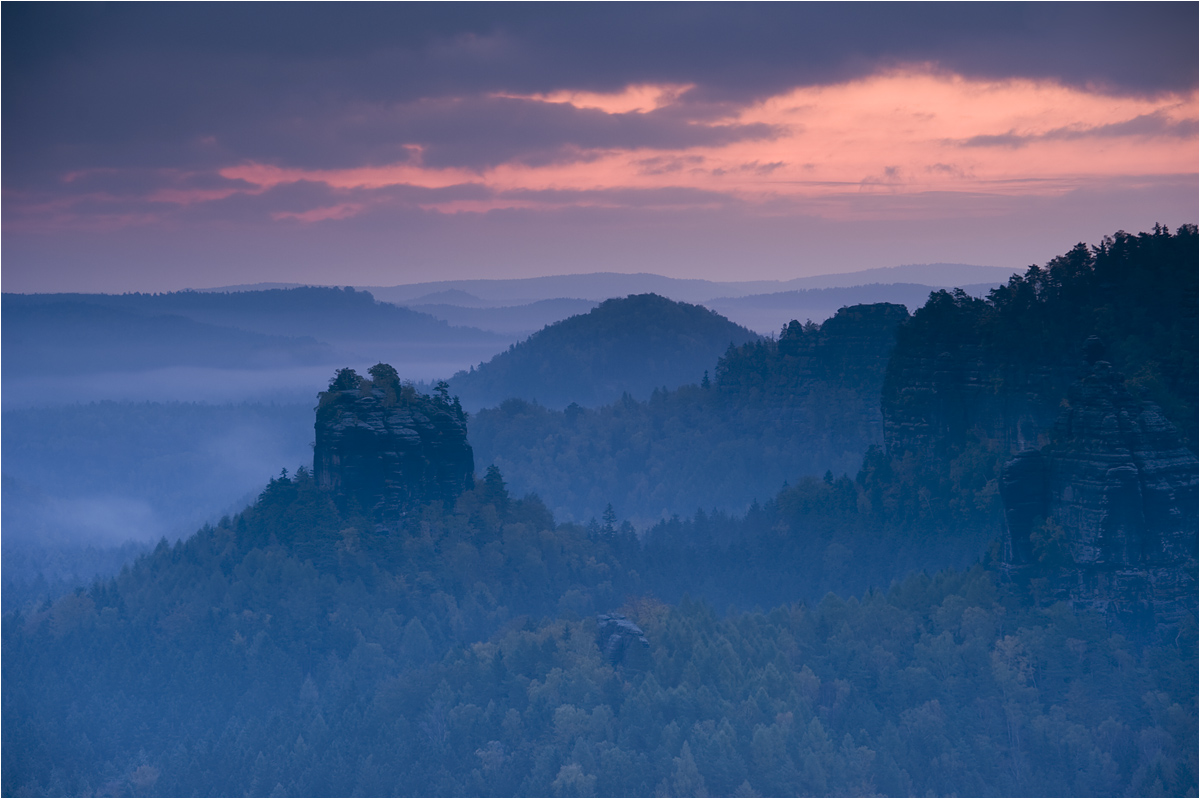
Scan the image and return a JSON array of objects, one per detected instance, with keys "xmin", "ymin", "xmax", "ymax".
[
  {"xmin": 14, "ymin": 68, "xmax": 1198, "ymax": 231},
  {"xmin": 493, "ymin": 83, "xmax": 696, "ymax": 115}
]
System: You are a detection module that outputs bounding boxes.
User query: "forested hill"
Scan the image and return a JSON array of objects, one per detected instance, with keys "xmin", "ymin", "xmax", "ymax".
[
  {"xmin": 469, "ymin": 303, "xmax": 910, "ymax": 524},
  {"xmin": 447, "ymin": 294, "xmax": 759, "ymax": 410},
  {"xmin": 5, "ymin": 286, "xmax": 501, "ymax": 350},
  {"xmin": 1, "ymin": 300, "xmax": 332, "ymax": 375},
  {"xmin": 3, "ymin": 288, "xmax": 507, "ymax": 402}
]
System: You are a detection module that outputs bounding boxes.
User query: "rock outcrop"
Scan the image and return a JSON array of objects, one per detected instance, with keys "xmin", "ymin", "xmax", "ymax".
[
  {"xmin": 596, "ymin": 613, "xmax": 650, "ymax": 667},
  {"xmin": 1000, "ymin": 350, "xmax": 1198, "ymax": 628},
  {"xmin": 314, "ymin": 366, "xmax": 474, "ymax": 517}
]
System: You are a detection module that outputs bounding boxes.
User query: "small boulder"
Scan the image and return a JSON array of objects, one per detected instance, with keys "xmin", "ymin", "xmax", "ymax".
[{"xmin": 596, "ymin": 613, "xmax": 650, "ymax": 667}]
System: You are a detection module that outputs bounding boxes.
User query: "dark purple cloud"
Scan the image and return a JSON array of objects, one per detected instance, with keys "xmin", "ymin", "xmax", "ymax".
[
  {"xmin": 181, "ymin": 180, "xmax": 504, "ymax": 225},
  {"xmin": 53, "ymin": 169, "xmax": 255, "ymax": 199},
  {"xmin": 497, "ymin": 185, "xmax": 739, "ymax": 209},
  {"xmin": 963, "ymin": 109, "xmax": 1198, "ymax": 148},
  {"xmin": 8, "ymin": 4, "xmax": 1195, "ymax": 96},
  {"xmin": 4, "ymin": 3, "xmax": 1195, "ymax": 186},
  {"xmin": 314, "ymin": 96, "xmax": 779, "ymax": 171}
]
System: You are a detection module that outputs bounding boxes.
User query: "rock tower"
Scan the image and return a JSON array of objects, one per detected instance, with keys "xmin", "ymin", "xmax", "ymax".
[{"xmin": 314, "ymin": 365, "xmax": 474, "ymax": 517}]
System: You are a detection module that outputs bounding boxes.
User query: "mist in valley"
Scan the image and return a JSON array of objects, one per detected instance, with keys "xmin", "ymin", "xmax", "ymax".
[{"xmin": 0, "ymin": 276, "xmax": 1005, "ymax": 605}]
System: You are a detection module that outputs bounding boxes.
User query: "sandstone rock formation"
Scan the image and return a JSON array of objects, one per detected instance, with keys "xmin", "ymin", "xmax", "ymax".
[
  {"xmin": 314, "ymin": 366, "xmax": 474, "ymax": 517},
  {"xmin": 1000, "ymin": 348, "xmax": 1198, "ymax": 627},
  {"xmin": 596, "ymin": 613, "xmax": 650, "ymax": 667}
]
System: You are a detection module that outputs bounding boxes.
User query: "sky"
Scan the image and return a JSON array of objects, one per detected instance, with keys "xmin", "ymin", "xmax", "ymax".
[{"xmin": 3, "ymin": 3, "xmax": 1197, "ymax": 293}]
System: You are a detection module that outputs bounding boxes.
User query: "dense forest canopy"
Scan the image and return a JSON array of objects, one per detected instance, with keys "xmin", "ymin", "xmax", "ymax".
[
  {"xmin": 885, "ymin": 224, "xmax": 1198, "ymax": 454},
  {"xmin": 4, "ymin": 463, "xmax": 1194, "ymax": 797},
  {"xmin": 862, "ymin": 225, "xmax": 1200, "ymax": 552}
]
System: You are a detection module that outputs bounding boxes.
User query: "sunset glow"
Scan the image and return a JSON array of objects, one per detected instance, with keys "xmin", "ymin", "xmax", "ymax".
[
  {"xmin": 494, "ymin": 83, "xmax": 696, "ymax": 114},
  {"xmin": 200, "ymin": 70, "xmax": 1199, "ymax": 224},
  {"xmin": 4, "ymin": 4, "xmax": 1196, "ymax": 291}
]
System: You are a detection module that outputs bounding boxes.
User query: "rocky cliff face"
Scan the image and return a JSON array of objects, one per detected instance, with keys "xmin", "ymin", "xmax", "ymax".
[
  {"xmin": 883, "ymin": 346, "xmax": 1066, "ymax": 455},
  {"xmin": 798, "ymin": 303, "xmax": 913, "ymax": 453},
  {"xmin": 718, "ymin": 302, "xmax": 911, "ymax": 452},
  {"xmin": 314, "ymin": 370, "xmax": 474, "ymax": 517},
  {"xmin": 877, "ymin": 235, "xmax": 1198, "ymax": 628},
  {"xmin": 880, "ymin": 292, "xmax": 1069, "ymax": 456},
  {"xmin": 1000, "ymin": 352, "xmax": 1198, "ymax": 627}
]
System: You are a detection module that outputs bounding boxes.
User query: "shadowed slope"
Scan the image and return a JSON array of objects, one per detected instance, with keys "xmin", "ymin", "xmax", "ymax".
[{"xmin": 449, "ymin": 293, "xmax": 759, "ymax": 410}]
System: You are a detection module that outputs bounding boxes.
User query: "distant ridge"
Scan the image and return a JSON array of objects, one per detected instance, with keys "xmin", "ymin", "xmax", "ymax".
[
  {"xmin": 367, "ymin": 273, "xmax": 762, "ymax": 305},
  {"xmin": 186, "ymin": 264, "xmax": 1017, "ymax": 305},
  {"xmin": 193, "ymin": 282, "xmax": 310, "ymax": 292},
  {"xmin": 707, "ymin": 282, "xmax": 1000, "ymax": 309},
  {"xmin": 776, "ymin": 263, "xmax": 1017, "ymax": 290},
  {"xmin": 407, "ymin": 289, "xmax": 492, "ymax": 307},
  {"xmin": 703, "ymin": 282, "xmax": 1002, "ymax": 334},
  {"xmin": 1, "ymin": 287, "xmax": 510, "ymax": 406},
  {"xmin": 408, "ymin": 298, "xmax": 599, "ymax": 337},
  {"xmin": 362, "ymin": 263, "xmax": 1016, "ymax": 305}
]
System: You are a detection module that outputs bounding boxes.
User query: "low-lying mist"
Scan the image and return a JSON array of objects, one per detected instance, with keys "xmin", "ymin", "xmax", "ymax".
[
  {"xmin": 2, "ymin": 360, "xmax": 482, "ymax": 410},
  {"xmin": 1, "ymin": 401, "xmax": 316, "ymax": 607}
]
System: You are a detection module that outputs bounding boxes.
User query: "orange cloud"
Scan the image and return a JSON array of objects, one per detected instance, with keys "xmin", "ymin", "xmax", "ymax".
[{"xmin": 194, "ymin": 69, "xmax": 1200, "ymax": 222}]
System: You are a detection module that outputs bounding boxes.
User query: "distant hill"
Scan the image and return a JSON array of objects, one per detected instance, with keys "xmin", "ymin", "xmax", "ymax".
[
  {"xmin": 407, "ymin": 298, "xmax": 600, "ymax": 336},
  {"xmin": 448, "ymin": 294, "xmax": 759, "ymax": 410},
  {"xmin": 194, "ymin": 282, "xmax": 307, "ymax": 292},
  {"xmin": 368, "ymin": 273, "xmax": 751, "ymax": 305},
  {"xmin": 704, "ymin": 282, "xmax": 1000, "ymax": 334},
  {"xmin": 406, "ymin": 289, "xmax": 493, "ymax": 307},
  {"xmin": 6, "ymin": 286, "xmax": 500, "ymax": 347},
  {"xmin": 363, "ymin": 263, "xmax": 1012, "ymax": 306},
  {"xmin": 1, "ymin": 299, "xmax": 332, "ymax": 376},
  {"xmin": 2, "ymin": 288, "xmax": 510, "ymax": 402},
  {"xmin": 777, "ymin": 263, "xmax": 1016, "ymax": 290}
]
